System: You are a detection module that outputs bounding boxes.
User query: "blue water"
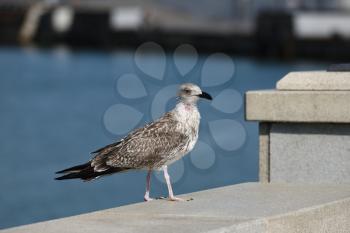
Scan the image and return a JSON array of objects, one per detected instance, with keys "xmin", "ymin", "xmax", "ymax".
[{"xmin": 0, "ymin": 46, "xmax": 326, "ymax": 229}]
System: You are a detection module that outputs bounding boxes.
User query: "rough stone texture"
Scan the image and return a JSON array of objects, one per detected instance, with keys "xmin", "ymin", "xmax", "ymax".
[
  {"xmin": 259, "ymin": 123, "xmax": 270, "ymax": 183},
  {"xmin": 267, "ymin": 197, "xmax": 350, "ymax": 233},
  {"xmin": 246, "ymin": 90, "xmax": 350, "ymax": 123},
  {"xmin": 242, "ymin": 71, "xmax": 350, "ymax": 231},
  {"xmin": 2, "ymin": 183, "xmax": 350, "ymax": 233},
  {"xmin": 270, "ymin": 123, "xmax": 350, "ymax": 184},
  {"xmin": 276, "ymin": 71, "xmax": 350, "ymax": 90}
]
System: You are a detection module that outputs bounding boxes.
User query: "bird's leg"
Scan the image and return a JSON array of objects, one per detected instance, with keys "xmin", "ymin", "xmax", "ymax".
[
  {"xmin": 144, "ymin": 169, "xmax": 153, "ymax": 201},
  {"xmin": 163, "ymin": 166, "xmax": 184, "ymax": 201}
]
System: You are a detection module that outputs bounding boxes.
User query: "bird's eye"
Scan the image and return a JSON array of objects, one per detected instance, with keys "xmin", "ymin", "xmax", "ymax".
[{"xmin": 183, "ymin": 89, "xmax": 191, "ymax": 94}]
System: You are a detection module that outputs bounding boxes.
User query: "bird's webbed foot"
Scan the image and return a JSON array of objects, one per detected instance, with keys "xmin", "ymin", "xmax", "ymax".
[
  {"xmin": 168, "ymin": 196, "xmax": 185, "ymax": 201},
  {"xmin": 144, "ymin": 196, "xmax": 154, "ymax": 202}
]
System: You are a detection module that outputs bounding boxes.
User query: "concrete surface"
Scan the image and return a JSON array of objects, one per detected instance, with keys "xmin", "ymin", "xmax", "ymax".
[
  {"xmin": 259, "ymin": 123, "xmax": 270, "ymax": 183},
  {"xmin": 245, "ymin": 90, "xmax": 350, "ymax": 123},
  {"xmin": 276, "ymin": 71, "xmax": 350, "ymax": 90},
  {"xmin": 1, "ymin": 183, "xmax": 350, "ymax": 233},
  {"xmin": 270, "ymin": 123, "xmax": 350, "ymax": 184}
]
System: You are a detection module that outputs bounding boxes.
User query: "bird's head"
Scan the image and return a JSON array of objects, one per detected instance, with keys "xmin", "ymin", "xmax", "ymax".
[{"xmin": 177, "ymin": 83, "xmax": 212, "ymax": 104}]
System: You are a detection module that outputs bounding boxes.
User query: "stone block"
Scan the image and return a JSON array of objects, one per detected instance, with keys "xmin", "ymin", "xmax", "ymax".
[
  {"xmin": 270, "ymin": 123, "xmax": 350, "ymax": 184},
  {"xmin": 276, "ymin": 71, "xmax": 350, "ymax": 91},
  {"xmin": 246, "ymin": 90, "xmax": 350, "ymax": 123}
]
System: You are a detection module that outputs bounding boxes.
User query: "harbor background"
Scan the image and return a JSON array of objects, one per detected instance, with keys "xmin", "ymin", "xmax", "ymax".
[
  {"xmin": 2, "ymin": 0, "xmax": 350, "ymax": 60},
  {"xmin": 0, "ymin": 0, "xmax": 345, "ymax": 230}
]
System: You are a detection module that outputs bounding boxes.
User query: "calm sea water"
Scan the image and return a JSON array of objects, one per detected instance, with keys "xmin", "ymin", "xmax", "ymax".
[{"xmin": 0, "ymin": 46, "xmax": 326, "ymax": 229}]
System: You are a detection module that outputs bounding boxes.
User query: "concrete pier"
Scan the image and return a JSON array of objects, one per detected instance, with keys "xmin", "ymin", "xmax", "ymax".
[{"xmin": 1, "ymin": 183, "xmax": 350, "ymax": 233}]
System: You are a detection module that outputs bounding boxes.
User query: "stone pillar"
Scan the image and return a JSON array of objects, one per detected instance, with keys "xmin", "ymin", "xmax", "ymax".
[{"xmin": 246, "ymin": 71, "xmax": 350, "ymax": 184}]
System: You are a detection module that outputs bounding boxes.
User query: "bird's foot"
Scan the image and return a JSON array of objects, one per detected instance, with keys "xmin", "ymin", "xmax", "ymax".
[
  {"xmin": 168, "ymin": 196, "xmax": 194, "ymax": 202},
  {"xmin": 144, "ymin": 196, "xmax": 154, "ymax": 202},
  {"xmin": 155, "ymin": 196, "xmax": 182, "ymax": 201},
  {"xmin": 155, "ymin": 196, "xmax": 193, "ymax": 201},
  {"xmin": 169, "ymin": 196, "xmax": 184, "ymax": 201}
]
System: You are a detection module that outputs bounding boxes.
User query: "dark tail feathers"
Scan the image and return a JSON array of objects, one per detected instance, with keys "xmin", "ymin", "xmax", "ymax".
[
  {"xmin": 56, "ymin": 162, "xmax": 91, "ymax": 174},
  {"xmin": 55, "ymin": 162, "xmax": 129, "ymax": 181}
]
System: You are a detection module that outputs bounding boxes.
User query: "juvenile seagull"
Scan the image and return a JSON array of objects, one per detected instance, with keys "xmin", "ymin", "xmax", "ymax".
[{"xmin": 55, "ymin": 83, "xmax": 212, "ymax": 201}]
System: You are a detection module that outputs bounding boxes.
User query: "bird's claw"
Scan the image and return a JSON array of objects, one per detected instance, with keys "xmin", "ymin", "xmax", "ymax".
[
  {"xmin": 154, "ymin": 196, "xmax": 193, "ymax": 201},
  {"xmin": 144, "ymin": 196, "xmax": 154, "ymax": 202},
  {"xmin": 169, "ymin": 196, "xmax": 185, "ymax": 201},
  {"xmin": 168, "ymin": 196, "xmax": 193, "ymax": 202}
]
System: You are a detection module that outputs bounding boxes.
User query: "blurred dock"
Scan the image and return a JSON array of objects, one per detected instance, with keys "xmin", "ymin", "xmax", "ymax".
[{"xmin": 1, "ymin": 0, "xmax": 350, "ymax": 60}]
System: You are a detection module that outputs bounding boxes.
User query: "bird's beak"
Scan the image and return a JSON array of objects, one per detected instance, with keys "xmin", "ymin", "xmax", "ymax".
[{"xmin": 197, "ymin": 91, "xmax": 212, "ymax": 100}]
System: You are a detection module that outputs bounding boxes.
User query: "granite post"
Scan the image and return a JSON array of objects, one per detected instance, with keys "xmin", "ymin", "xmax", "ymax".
[{"xmin": 246, "ymin": 70, "xmax": 350, "ymax": 184}]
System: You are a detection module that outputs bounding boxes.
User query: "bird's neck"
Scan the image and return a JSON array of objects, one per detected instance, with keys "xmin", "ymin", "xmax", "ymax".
[
  {"xmin": 174, "ymin": 101, "xmax": 197, "ymax": 112},
  {"xmin": 173, "ymin": 102, "xmax": 200, "ymax": 124}
]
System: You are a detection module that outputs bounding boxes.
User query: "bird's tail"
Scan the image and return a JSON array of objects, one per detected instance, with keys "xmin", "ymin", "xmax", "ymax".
[{"xmin": 55, "ymin": 162, "xmax": 129, "ymax": 181}]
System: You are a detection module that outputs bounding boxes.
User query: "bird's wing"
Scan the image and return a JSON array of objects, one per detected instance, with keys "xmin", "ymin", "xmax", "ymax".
[
  {"xmin": 91, "ymin": 113, "xmax": 189, "ymax": 171},
  {"xmin": 91, "ymin": 141, "xmax": 122, "ymax": 154}
]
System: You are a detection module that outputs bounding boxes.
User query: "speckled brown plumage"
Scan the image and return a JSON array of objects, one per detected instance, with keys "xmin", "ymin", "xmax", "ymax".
[{"xmin": 91, "ymin": 111, "xmax": 192, "ymax": 172}]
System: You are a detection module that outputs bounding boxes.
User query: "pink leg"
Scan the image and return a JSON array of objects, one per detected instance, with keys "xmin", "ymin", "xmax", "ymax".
[
  {"xmin": 144, "ymin": 170, "xmax": 153, "ymax": 201},
  {"xmin": 163, "ymin": 166, "xmax": 184, "ymax": 201}
]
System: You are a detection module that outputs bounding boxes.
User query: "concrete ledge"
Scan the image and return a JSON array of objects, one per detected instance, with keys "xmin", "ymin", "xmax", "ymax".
[
  {"xmin": 246, "ymin": 90, "xmax": 350, "ymax": 123},
  {"xmin": 276, "ymin": 71, "xmax": 350, "ymax": 91},
  {"xmin": 2, "ymin": 183, "xmax": 350, "ymax": 233}
]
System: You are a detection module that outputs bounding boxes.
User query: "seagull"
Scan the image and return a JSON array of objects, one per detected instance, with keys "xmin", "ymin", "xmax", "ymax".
[{"xmin": 55, "ymin": 83, "xmax": 212, "ymax": 201}]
